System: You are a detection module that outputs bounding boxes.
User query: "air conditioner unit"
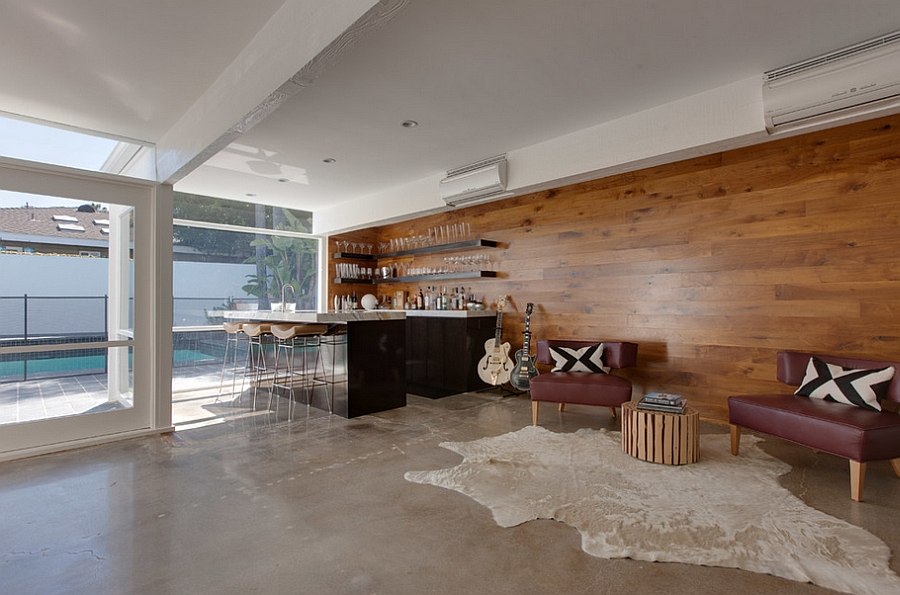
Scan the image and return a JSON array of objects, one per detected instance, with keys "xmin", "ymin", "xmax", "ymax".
[
  {"xmin": 439, "ymin": 155, "xmax": 508, "ymax": 206},
  {"xmin": 763, "ymin": 31, "xmax": 900, "ymax": 133}
]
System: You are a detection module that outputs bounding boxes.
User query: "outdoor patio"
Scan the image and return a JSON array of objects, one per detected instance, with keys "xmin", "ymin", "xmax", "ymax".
[{"xmin": 0, "ymin": 360, "xmax": 289, "ymax": 430}]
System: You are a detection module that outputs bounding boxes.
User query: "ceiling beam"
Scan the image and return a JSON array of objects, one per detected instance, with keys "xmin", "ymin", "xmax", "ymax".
[{"xmin": 155, "ymin": 0, "xmax": 409, "ymax": 185}]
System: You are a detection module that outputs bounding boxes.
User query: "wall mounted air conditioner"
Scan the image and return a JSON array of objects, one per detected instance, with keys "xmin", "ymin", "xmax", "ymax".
[
  {"xmin": 763, "ymin": 31, "xmax": 900, "ymax": 133},
  {"xmin": 439, "ymin": 155, "xmax": 508, "ymax": 206}
]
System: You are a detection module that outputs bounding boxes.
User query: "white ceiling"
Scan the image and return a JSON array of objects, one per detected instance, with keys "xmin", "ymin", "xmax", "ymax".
[
  {"xmin": 2, "ymin": 1, "xmax": 900, "ymax": 216},
  {"xmin": 0, "ymin": 0, "xmax": 287, "ymax": 141}
]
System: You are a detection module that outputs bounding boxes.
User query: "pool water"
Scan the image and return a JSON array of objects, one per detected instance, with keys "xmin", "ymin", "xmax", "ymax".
[{"xmin": 0, "ymin": 349, "xmax": 216, "ymax": 382}]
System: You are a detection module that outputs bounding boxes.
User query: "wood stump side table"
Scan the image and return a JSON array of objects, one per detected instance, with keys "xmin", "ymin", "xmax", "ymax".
[{"xmin": 621, "ymin": 401, "xmax": 700, "ymax": 465}]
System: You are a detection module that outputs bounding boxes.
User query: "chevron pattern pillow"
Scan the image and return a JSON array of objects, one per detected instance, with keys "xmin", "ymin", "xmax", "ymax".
[
  {"xmin": 549, "ymin": 343, "xmax": 609, "ymax": 374},
  {"xmin": 794, "ymin": 357, "xmax": 895, "ymax": 411}
]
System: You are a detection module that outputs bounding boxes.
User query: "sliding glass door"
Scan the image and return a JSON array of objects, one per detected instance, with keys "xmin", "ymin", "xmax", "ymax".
[{"xmin": 0, "ymin": 158, "xmax": 159, "ymax": 456}]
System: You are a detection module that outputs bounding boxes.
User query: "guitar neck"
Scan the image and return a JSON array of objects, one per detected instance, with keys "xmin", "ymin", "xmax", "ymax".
[{"xmin": 521, "ymin": 306, "xmax": 533, "ymax": 353}]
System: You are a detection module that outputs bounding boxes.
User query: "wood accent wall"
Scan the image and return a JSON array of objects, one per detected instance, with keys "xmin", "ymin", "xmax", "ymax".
[{"xmin": 329, "ymin": 115, "xmax": 900, "ymax": 422}]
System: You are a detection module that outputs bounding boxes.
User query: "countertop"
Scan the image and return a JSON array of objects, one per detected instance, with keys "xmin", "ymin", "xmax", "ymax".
[
  {"xmin": 221, "ymin": 309, "xmax": 496, "ymax": 322},
  {"xmin": 402, "ymin": 309, "xmax": 495, "ymax": 318},
  {"xmin": 221, "ymin": 310, "xmax": 406, "ymax": 323}
]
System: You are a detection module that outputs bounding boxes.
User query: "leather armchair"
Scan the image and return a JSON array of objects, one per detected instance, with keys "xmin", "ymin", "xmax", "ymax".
[{"xmin": 529, "ymin": 339, "xmax": 638, "ymax": 426}]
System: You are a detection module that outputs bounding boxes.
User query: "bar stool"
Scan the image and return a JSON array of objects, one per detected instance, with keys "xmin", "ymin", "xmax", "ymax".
[
  {"xmin": 240, "ymin": 322, "xmax": 274, "ymax": 409},
  {"xmin": 270, "ymin": 323, "xmax": 329, "ymax": 419},
  {"xmin": 217, "ymin": 322, "xmax": 245, "ymax": 402}
]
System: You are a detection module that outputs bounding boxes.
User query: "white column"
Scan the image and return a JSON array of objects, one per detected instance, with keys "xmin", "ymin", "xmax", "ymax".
[
  {"xmin": 151, "ymin": 184, "xmax": 174, "ymax": 430},
  {"xmin": 106, "ymin": 203, "xmax": 132, "ymax": 403}
]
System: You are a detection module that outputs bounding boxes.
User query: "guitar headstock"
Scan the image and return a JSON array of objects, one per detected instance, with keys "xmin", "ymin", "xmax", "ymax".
[
  {"xmin": 525, "ymin": 302, "xmax": 534, "ymax": 316},
  {"xmin": 496, "ymin": 295, "xmax": 507, "ymax": 312}
]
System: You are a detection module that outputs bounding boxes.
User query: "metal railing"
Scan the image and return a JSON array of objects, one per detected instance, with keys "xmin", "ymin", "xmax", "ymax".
[{"xmin": 0, "ymin": 294, "xmax": 239, "ymax": 383}]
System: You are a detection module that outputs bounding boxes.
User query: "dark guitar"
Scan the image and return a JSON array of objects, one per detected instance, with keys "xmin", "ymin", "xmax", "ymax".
[
  {"xmin": 478, "ymin": 295, "xmax": 512, "ymax": 386},
  {"xmin": 510, "ymin": 302, "xmax": 539, "ymax": 390}
]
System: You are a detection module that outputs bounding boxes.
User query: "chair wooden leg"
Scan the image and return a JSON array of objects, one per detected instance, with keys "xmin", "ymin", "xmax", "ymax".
[
  {"xmin": 891, "ymin": 458, "xmax": 900, "ymax": 478},
  {"xmin": 531, "ymin": 401, "xmax": 539, "ymax": 426},
  {"xmin": 849, "ymin": 460, "xmax": 866, "ymax": 502},
  {"xmin": 558, "ymin": 403, "xmax": 566, "ymax": 412},
  {"xmin": 608, "ymin": 407, "xmax": 617, "ymax": 419},
  {"xmin": 730, "ymin": 425, "xmax": 741, "ymax": 455}
]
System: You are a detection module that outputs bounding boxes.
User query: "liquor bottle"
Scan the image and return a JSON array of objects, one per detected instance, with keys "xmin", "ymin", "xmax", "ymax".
[{"xmin": 351, "ymin": 291, "xmax": 358, "ymax": 310}]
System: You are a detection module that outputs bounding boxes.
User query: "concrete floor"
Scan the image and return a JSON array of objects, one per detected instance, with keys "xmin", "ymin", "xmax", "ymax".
[{"xmin": 1, "ymin": 393, "xmax": 899, "ymax": 595}]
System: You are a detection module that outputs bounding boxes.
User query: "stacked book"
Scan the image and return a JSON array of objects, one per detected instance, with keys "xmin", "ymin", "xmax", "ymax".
[{"xmin": 636, "ymin": 392, "xmax": 686, "ymax": 414}]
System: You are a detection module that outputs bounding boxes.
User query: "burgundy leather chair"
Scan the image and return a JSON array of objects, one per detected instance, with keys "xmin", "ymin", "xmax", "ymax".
[
  {"xmin": 529, "ymin": 339, "xmax": 638, "ymax": 426},
  {"xmin": 729, "ymin": 351, "xmax": 900, "ymax": 501}
]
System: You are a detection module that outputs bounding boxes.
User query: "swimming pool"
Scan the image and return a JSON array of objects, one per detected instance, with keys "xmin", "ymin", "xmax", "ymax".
[{"xmin": 0, "ymin": 349, "xmax": 218, "ymax": 382}]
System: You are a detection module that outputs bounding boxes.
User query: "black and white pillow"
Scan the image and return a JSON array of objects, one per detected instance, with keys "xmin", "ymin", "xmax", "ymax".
[
  {"xmin": 549, "ymin": 343, "xmax": 609, "ymax": 374},
  {"xmin": 794, "ymin": 357, "xmax": 895, "ymax": 412}
]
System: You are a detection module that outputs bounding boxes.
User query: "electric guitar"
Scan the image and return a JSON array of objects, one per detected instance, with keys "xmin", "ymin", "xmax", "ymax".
[
  {"xmin": 510, "ymin": 303, "xmax": 539, "ymax": 390},
  {"xmin": 478, "ymin": 296, "xmax": 512, "ymax": 386}
]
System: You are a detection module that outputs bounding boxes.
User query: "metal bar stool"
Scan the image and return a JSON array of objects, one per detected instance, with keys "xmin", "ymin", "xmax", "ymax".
[
  {"xmin": 270, "ymin": 323, "xmax": 329, "ymax": 419},
  {"xmin": 240, "ymin": 322, "xmax": 274, "ymax": 409},
  {"xmin": 217, "ymin": 322, "xmax": 245, "ymax": 402}
]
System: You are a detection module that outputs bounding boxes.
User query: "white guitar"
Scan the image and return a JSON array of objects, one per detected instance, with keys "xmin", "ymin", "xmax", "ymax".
[{"xmin": 478, "ymin": 296, "xmax": 512, "ymax": 386}]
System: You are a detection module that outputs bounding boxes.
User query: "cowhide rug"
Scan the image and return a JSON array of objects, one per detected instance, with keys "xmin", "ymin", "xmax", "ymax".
[{"xmin": 404, "ymin": 425, "xmax": 900, "ymax": 595}]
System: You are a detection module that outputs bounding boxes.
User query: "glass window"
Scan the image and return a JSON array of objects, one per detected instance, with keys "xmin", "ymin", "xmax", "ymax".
[
  {"xmin": 173, "ymin": 192, "xmax": 312, "ymax": 232},
  {"xmin": 0, "ymin": 192, "xmax": 135, "ymax": 424},
  {"xmin": 171, "ymin": 193, "xmax": 319, "ymax": 327},
  {"xmin": 0, "ymin": 112, "xmax": 152, "ymax": 179}
]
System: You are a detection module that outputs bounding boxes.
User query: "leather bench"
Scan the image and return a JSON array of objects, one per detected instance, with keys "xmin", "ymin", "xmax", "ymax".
[
  {"xmin": 529, "ymin": 340, "xmax": 638, "ymax": 426},
  {"xmin": 729, "ymin": 350, "xmax": 900, "ymax": 501}
]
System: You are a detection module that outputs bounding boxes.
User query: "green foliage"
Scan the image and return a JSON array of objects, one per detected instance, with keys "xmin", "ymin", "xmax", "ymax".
[
  {"xmin": 241, "ymin": 210, "xmax": 318, "ymax": 308},
  {"xmin": 172, "ymin": 193, "xmax": 313, "ymax": 260},
  {"xmin": 172, "ymin": 194, "xmax": 317, "ymax": 308}
]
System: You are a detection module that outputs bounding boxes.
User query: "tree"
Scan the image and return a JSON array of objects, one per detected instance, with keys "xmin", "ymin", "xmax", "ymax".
[
  {"xmin": 172, "ymin": 193, "xmax": 256, "ymax": 260},
  {"xmin": 241, "ymin": 210, "xmax": 318, "ymax": 310},
  {"xmin": 171, "ymin": 193, "xmax": 312, "ymax": 261}
]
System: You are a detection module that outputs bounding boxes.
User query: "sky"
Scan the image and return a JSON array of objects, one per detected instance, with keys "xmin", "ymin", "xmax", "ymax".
[{"xmin": 0, "ymin": 114, "xmax": 118, "ymax": 208}]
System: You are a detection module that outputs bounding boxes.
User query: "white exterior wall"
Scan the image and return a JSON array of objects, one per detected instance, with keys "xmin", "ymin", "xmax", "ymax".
[{"xmin": 0, "ymin": 254, "xmax": 254, "ymax": 298}]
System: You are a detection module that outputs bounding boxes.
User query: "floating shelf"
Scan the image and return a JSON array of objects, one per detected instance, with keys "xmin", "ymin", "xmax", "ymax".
[
  {"xmin": 380, "ymin": 238, "xmax": 498, "ymax": 259},
  {"xmin": 333, "ymin": 252, "xmax": 376, "ymax": 260},
  {"xmin": 379, "ymin": 271, "xmax": 497, "ymax": 283},
  {"xmin": 334, "ymin": 271, "xmax": 497, "ymax": 285},
  {"xmin": 332, "ymin": 238, "xmax": 498, "ymax": 260},
  {"xmin": 333, "ymin": 277, "xmax": 375, "ymax": 285}
]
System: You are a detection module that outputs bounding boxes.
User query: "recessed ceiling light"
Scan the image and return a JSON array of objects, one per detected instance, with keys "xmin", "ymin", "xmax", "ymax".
[
  {"xmin": 401, "ymin": 120, "xmax": 419, "ymax": 128},
  {"xmin": 323, "ymin": 157, "xmax": 336, "ymax": 163},
  {"xmin": 278, "ymin": 178, "xmax": 289, "ymax": 183}
]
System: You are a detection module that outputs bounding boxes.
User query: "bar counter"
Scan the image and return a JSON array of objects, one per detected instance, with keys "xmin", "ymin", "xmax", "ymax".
[
  {"xmin": 222, "ymin": 308, "xmax": 498, "ymax": 410},
  {"xmin": 222, "ymin": 309, "xmax": 406, "ymax": 418}
]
